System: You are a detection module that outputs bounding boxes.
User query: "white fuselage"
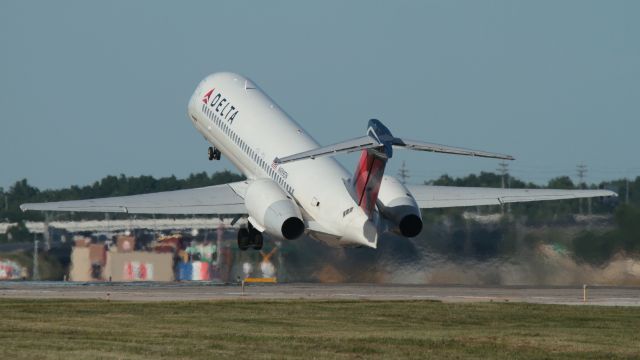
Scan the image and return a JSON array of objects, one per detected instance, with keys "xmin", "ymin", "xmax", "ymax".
[{"xmin": 187, "ymin": 72, "xmax": 378, "ymax": 248}]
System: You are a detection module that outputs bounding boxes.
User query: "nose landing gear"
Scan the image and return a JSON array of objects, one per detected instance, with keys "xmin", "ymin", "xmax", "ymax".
[{"xmin": 208, "ymin": 146, "xmax": 221, "ymax": 160}]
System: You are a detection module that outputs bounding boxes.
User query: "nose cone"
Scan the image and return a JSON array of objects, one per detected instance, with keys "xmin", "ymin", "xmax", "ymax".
[{"xmin": 342, "ymin": 211, "xmax": 378, "ymax": 249}]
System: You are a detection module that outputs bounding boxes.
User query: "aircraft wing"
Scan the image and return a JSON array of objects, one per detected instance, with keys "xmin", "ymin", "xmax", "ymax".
[
  {"xmin": 20, "ymin": 181, "xmax": 249, "ymax": 215},
  {"xmin": 407, "ymin": 185, "xmax": 617, "ymax": 209}
]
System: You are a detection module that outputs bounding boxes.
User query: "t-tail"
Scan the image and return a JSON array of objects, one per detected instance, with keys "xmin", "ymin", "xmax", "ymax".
[
  {"xmin": 274, "ymin": 118, "xmax": 515, "ymax": 217},
  {"xmin": 274, "ymin": 120, "xmax": 513, "ymax": 167}
]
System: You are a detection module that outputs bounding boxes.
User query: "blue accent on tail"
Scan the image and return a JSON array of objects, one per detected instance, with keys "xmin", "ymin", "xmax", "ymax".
[{"xmin": 367, "ymin": 119, "xmax": 394, "ymax": 158}]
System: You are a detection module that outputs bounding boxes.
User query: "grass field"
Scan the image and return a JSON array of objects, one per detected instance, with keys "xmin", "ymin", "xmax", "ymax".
[{"xmin": 0, "ymin": 299, "xmax": 639, "ymax": 359}]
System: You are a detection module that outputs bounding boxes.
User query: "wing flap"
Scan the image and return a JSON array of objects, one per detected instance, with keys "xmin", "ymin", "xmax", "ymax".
[
  {"xmin": 407, "ymin": 185, "xmax": 617, "ymax": 209},
  {"xmin": 21, "ymin": 181, "xmax": 249, "ymax": 215}
]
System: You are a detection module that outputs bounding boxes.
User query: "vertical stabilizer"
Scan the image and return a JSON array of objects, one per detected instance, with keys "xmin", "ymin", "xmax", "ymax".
[
  {"xmin": 352, "ymin": 149, "xmax": 387, "ymax": 216},
  {"xmin": 351, "ymin": 119, "xmax": 394, "ymax": 217}
]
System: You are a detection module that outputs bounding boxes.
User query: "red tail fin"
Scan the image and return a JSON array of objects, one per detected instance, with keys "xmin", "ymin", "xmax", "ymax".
[{"xmin": 352, "ymin": 149, "xmax": 387, "ymax": 217}]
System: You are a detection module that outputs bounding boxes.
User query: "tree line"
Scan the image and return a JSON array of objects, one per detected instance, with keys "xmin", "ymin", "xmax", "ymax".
[
  {"xmin": 1, "ymin": 170, "xmax": 635, "ymax": 224},
  {"xmin": 1, "ymin": 170, "xmax": 638, "ymax": 266}
]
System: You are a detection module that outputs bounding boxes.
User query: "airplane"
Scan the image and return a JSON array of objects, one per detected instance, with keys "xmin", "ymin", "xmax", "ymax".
[{"xmin": 21, "ymin": 72, "xmax": 616, "ymax": 250}]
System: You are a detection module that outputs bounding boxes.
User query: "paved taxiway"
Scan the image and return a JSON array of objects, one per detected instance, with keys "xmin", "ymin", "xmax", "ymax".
[{"xmin": 1, "ymin": 282, "xmax": 639, "ymax": 306}]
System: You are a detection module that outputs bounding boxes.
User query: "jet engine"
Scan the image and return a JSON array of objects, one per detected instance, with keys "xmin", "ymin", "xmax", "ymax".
[
  {"xmin": 377, "ymin": 176, "xmax": 423, "ymax": 237},
  {"xmin": 244, "ymin": 179, "xmax": 305, "ymax": 240}
]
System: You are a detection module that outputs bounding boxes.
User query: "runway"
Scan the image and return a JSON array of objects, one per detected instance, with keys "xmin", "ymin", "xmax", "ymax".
[{"xmin": 1, "ymin": 281, "xmax": 639, "ymax": 306}]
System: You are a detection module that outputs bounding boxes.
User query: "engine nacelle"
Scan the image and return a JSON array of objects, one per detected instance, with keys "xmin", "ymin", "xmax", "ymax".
[
  {"xmin": 377, "ymin": 175, "xmax": 423, "ymax": 237},
  {"xmin": 244, "ymin": 179, "xmax": 305, "ymax": 240}
]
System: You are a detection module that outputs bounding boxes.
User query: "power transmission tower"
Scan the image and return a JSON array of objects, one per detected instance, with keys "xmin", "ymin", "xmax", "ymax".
[
  {"xmin": 576, "ymin": 163, "xmax": 589, "ymax": 215},
  {"xmin": 497, "ymin": 162, "xmax": 509, "ymax": 188},
  {"xmin": 397, "ymin": 161, "xmax": 410, "ymax": 184},
  {"xmin": 626, "ymin": 177, "xmax": 630, "ymax": 205},
  {"xmin": 576, "ymin": 163, "xmax": 587, "ymax": 185},
  {"xmin": 497, "ymin": 162, "xmax": 510, "ymax": 214}
]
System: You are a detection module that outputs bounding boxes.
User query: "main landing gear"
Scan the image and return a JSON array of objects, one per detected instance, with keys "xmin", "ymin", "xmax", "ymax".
[
  {"xmin": 237, "ymin": 223, "xmax": 264, "ymax": 251},
  {"xmin": 208, "ymin": 146, "xmax": 221, "ymax": 161}
]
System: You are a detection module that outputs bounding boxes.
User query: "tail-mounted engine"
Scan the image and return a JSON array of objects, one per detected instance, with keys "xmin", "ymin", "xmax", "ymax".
[{"xmin": 377, "ymin": 175, "xmax": 423, "ymax": 237}]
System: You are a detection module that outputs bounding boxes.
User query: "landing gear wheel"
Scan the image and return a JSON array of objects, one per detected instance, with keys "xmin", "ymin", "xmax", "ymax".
[
  {"xmin": 251, "ymin": 231, "xmax": 263, "ymax": 250},
  {"xmin": 208, "ymin": 147, "xmax": 221, "ymax": 161},
  {"xmin": 237, "ymin": 228, "xmax": 250, "ymax": 251}
]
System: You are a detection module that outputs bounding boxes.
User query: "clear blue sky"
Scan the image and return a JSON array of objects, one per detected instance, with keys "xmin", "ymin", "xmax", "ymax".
[{"xmin": 1, "ymin": 1, "xmax": 638, "ymax": 190}]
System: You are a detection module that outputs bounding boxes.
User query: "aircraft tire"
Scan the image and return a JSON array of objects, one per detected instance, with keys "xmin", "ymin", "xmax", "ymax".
[
  {"xmin": 208, "ymin": 146, "xmax": 215, "ymax": 161},
  {"xmin": 252, "ymin": 231, "xmax": 263, "ymax": 250},
  {"xmin": 237, "ymin": 228, "xmax": 250, "ymax": 250}
]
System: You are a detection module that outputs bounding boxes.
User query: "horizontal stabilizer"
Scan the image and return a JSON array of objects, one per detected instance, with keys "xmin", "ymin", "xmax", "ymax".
[
  {"xmin": 392, "ymin": 138, "xmax": 514, "ymax": 160},
  {"xmin": 274, "ymin": 136, "xmax": 380, "ymax": 164},
  {"xmin": 274, "ymin": 133, "xmax": 514, "ymax": 165}
]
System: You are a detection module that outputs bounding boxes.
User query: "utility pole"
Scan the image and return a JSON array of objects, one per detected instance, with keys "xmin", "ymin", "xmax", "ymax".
[
  {"xmin": 32, "ymin": 236, "xmax": 40, "ymax": 281},
  {"xmin": 626, "ymin": 178, "xmax": 630, "ymax": 205},
  {"xmin": 576, "ymin": 163, "xmax": 589, "ymax": 215},
  {"xmin": 497, "ymin": 162, "xmax": 510, "ymax": 214},
  {"xmin": 397, "ymin": 161, "xmax": 410, "ymax": 184},
  {"xmin": 43, "ymin": 212, "xmax": 51, "ymax": 251},
  {"xmin": 217, "ymin": 222, "xmax": 224, "ymax": 279}
]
